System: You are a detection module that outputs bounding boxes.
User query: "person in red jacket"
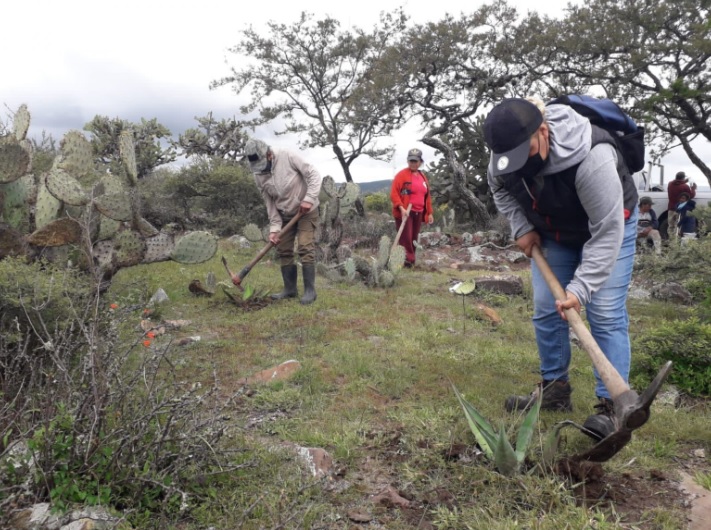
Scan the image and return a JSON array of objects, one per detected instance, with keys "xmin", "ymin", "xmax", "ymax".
[
  {"xmin": 667, "ymin": 171, "xmax": 696, "ymax": 242},
  {"xmin": 390, "ymin": 148, "xmax": 434, "ymax": 267}
]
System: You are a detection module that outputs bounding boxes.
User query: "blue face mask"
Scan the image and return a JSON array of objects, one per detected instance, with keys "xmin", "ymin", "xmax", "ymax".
[{"xmin": 677, "ymin": 201, "xmax": 688, "ymax": 210}]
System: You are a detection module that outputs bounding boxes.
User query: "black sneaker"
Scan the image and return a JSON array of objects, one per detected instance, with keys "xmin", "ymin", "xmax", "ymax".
[
  {"xmin": 582, "ymin": 397, "xmax": 617, "ymax": 441},
  {"xmin": 505, "ymin": 380, "xmax": 573, "ymax": 412}
]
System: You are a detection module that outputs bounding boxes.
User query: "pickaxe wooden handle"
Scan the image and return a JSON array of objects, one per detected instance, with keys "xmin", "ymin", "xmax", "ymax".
[{"xmin": 225, "ymin": 211, "xmax": 303, "ymax": 289}]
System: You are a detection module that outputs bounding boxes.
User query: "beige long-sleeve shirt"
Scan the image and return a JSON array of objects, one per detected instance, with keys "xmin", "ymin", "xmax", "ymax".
[{"xmin": 253, "ymin": 148, "xmax": 323, "ymax": 233}]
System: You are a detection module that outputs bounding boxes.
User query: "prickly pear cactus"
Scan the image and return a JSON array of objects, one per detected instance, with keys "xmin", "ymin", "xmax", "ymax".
[
  {"xmin": 243, "ymin": 223, "xmax": 265, "ymax": 243},
  {"xmin": 0, "ymin": 103, "xmax": 220, "ymax": 278}
]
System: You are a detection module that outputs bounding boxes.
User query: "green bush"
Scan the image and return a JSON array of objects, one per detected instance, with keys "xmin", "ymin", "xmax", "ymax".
[
  {"xmin": 139, "ymin": 159, "xmax": 267, "ymax": 235},
  {"xmin": 631, "ymin": 318, "xmax": 711, "ymax": 396},
  {"xmin": 364, "ymin": 191, "xmax": 391, "ymax": 214}
]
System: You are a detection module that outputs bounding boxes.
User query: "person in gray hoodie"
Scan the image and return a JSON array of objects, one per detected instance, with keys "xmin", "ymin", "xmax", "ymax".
[
  {"xmin": 484, "ymin": 97, "xmax": 638, "ymax": 441},
  {"xmin": 242, "ymin": 138, "xmax": 323, "ymax": 305}
]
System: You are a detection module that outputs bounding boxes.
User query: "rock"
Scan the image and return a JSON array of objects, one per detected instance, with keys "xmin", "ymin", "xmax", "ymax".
[
  {"xmin": 296, "ymin": 446, "xmax": 334, "ymax": 478},
  {"xmin": 149, "ymin": 288, "xmax": 169, "ymax": 305},
  {"xmin": 475, "ymin": 274, "xmax": 524, "ymax": 295},
  {"xmin": 241, "ymin": 360, "xmax": 302, "ymax": 385},
  {"xmin": 651, "ymin": 282, "xmax": 693, "ymax": 305},
  {"xmin": 227, "ymin": 235, "xmax": 251, "ymax": 249},
  {"xmin": 419, "ymin": 231, "xmax": 450, "ymax": 248}
]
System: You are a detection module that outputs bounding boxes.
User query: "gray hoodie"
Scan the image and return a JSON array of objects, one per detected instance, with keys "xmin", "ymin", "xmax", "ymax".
[{"xmin": 488, "ymin": 104, "xmax": 625, "ymax": 306}]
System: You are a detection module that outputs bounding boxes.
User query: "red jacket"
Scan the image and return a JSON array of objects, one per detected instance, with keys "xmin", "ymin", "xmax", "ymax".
[
  {"xmin": 667, "ymin": 179, "xmax": 696, "ymax": 211},
  {"xmin": 390, "ymin": 168, "xmax": 434, "ymax": 219}
]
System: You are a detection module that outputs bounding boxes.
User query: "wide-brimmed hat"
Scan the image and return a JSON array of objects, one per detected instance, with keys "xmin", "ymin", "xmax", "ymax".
[
  {"xmin": 243, "ymin": 139, "xmax": 270, "ymax": 173},
  {"xmin": 483, "ymin": 98, "xmax": 543, "ymax": 177}
]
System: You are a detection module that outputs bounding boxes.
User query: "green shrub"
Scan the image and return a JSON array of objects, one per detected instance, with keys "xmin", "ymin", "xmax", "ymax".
[
  {"xmin": 631, "ymin": 318, "xmax": 711, "ymax": 396},
  {"xmin": 364, "ymin": 191, "xmax": 390, "ymax": 214},
  {"xmin": 139, "ymin": 159, "xmax": 267, "ymax": 235}
]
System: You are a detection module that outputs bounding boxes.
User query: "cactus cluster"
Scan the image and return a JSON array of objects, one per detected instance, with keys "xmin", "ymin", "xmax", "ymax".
[
  {"xmin": 318, "ymin": 234, "xmax": 406, "ymax": 288},
  {"xmin": 316, "ymin": 176, "xmax": 360, "ymax": 262},
  {"xmin": 0, "ymin": 104, "xmax": 217, "ymax": 276}
]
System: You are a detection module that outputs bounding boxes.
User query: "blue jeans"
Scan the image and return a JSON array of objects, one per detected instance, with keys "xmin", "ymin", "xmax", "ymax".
[{"xmin": 531, "ymin": 210, "xmax": 637, "ymax": 400}]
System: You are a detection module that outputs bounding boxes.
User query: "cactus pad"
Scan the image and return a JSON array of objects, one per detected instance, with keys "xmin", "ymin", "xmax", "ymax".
[
  {"xmin": 119, "ymin": 130, "xmax": 138, "ymax": 184},
  {"xmin": 114, "ymin": 230, "xmax": 146, "ymax": 267},
  {"xmin": 13, "ymin": 104, "xmax": 31, "ymax": 141},
  {"xmin": 1, "ymin": 176, "xmax": 34, "ymax": 231},
  {"xmin": 92, "ymin": 240, "xmax": 116, "ymax": 273},
  {"xmin": 338, "ymin": 182, "xmax": 360, "ymax": 207},
  {"xmin": 321, "ymin": 175, "xmax": 336, "ymax": 198},
  {"xmin": 28, "ymin": 218, "xmax": 82, "ymax": 247},
  {"xmin": 136, "ymin": 217, "xmax": 159, "ymax": 237},
  {"xmin": 58, "ymin": 130, "xmax": 96, "ymax": 184},
  {"xmin": 93, "ymin": 191, "xmax": 133, "ymax": 221},
  {"xmin": 0, "ymin": 137, "xmax": 31, "ymax": 183},
  {"xmin": 170, "ymin": 231, "xmax": 218, "ymax": 264},
  {"xmin": 378, "ymin": 270, "xmax": 395, "ymax": 288},
  {"xmin": 388, "ymin": 245, "xmax": 406, "ymax": 273},
  {"xmin": 97, "ymin": 215, "xmax": 121, "ymax": 241},
  {"xmin": 143, "ymin": 232, "xmax": 176, "ymax": 263},
  {"xmin": 35, "ymin": 179, "xmax": 63, "ymax": 229},
  {"xmin": 242, "ymin": 223, "xmax": 264, "ymax": 242},
  {"xmin": 45, "ymin": 168, "xmax": 90, "ymax": 206},
  {"xmin": 377, "ymin": 235, "xmax": 391, "ymax": 268},
  {"xmin": 344, "ymin": 257, "xmax": 356, "ymax": 281}
]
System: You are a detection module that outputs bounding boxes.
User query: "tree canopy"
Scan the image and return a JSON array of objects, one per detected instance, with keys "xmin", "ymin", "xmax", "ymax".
[
  {"xmin": 211, "ymin": 11, "xmax": 409, "ymax": 186},
  {"xmin": 84, "ymin": 116, "xmax": 176, "ymax": 178}
]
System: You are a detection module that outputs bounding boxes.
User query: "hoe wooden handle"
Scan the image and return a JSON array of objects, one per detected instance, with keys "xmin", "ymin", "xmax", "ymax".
[
  {"xmin": 391, "ymin": 204, "xmax": 412, "ymax": 256},
  {"xmin": 233, "ymin": 211, "xmax": 303, "ymax": 285}
]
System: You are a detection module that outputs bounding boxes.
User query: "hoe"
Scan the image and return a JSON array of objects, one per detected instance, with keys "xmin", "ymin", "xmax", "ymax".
[{"xmin": 532, "ymin": 245, "xmax": 672, "ymax": 462}]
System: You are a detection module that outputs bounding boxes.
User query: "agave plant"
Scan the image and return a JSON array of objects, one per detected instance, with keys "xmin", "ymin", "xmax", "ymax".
[{"xmin": 452, "ymin": 383, "xmax": 541, "ymax": 476}]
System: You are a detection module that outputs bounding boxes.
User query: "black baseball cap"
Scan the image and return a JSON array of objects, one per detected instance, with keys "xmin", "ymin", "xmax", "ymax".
[{"xmin": 483, "ymin": 98, "xmax": 543, "ymax": 176}]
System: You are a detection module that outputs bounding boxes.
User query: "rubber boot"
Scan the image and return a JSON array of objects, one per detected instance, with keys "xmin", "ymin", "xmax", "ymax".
[
  {"xmin": 300, "ymin": 263, "xmax": 317, "ymax": 305},
  {"xmin": 271, "ymin": 264, "xmax": 298, "ymax": 300}
]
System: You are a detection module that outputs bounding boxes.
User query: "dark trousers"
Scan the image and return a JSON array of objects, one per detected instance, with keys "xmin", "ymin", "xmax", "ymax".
[{"xmin": 395, "ymin": 210, "xmax": 423, "ymax": 264}]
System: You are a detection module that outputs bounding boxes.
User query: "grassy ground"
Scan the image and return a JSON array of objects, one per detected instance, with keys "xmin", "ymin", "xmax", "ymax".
[{"xmin": 107, "ymin": 240, "xmax": 711, "ymax": 529}]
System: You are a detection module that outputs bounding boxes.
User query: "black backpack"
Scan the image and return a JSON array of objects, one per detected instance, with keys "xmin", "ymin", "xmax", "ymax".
[{"xmin": 548, "ymin": 95, "xmax": 645, "ymax": 173}]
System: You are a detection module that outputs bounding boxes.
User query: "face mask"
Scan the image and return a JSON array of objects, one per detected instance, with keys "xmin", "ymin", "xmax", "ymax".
[
  {"xmin": 677, "ymin": 201, "xmax": 687, "ymax": 210},
  {"xmin": 516, "ymin": 133, "xmax": 548, "ymax": 179},
  {"xmin": 517, "ymin": 152, "xmax": 547, "ymax": 179}
]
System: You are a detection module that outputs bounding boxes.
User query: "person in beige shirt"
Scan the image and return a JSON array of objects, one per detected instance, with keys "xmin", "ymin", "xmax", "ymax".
[{"xmin": 242, "ymin": 138, "xmax": 323, "ymax": 305}]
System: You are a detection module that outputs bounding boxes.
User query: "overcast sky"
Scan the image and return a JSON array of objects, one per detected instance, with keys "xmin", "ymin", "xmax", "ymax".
[{"xmin": 3, "ymin": 0, "xmax": 708, "ymax": 186}]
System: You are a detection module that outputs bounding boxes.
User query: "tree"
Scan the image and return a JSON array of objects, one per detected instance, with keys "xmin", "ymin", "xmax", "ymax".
[
  {"xmin": 176, "ymin": 113, "xmax": 249, "ymax": 161},
  {"xmin": 84, "ymin": 116, "xmax": 177, "ymax": 178},
  {"xmin": 377, "ymin": 3, "xmax": 529, "ymax": 228},
  {"xmin": 522, "ymin": 0, "xmax": 711, "ymax": 183},
  {"xmin": 211, "ymin": 12, "xmax": 409, "ymax": 192}
]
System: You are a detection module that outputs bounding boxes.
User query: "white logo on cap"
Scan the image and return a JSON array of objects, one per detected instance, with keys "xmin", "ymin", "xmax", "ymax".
[{"xmin": 497, "ymin": 156, "xmax": 509, "ymax": 171}]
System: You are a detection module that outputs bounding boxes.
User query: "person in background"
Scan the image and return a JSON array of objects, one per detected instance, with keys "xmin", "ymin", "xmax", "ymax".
[
  {"xmin": 241, "ymin": 138, "xmax": 323, "ymax": 305},
  {"xmin": 667, "ymin": 171, "xmax": 696, "ymax": 242},
  {"xmin": 676, "ymin": 191, "xmax": 698, "ymax": 241},
  {"xmin": 390, "ymin": 148, "xmax": 434, "ymax": 267},
  {"xmin": 636, "ymin": 196, "xmax": 662, "ymax": 255},
  {"xmin": 484, "ymin": 97, "xmax": 638, "ymax": 442}
]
